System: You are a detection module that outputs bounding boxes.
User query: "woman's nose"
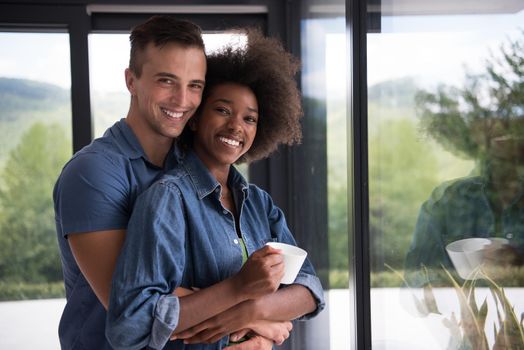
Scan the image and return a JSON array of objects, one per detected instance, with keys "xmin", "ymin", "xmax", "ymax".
[{"xmin": 227, "ymin": 115, "xmax": 243, "ymax": 131}]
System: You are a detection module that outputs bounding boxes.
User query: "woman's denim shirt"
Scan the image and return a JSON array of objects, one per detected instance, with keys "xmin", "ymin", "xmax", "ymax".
[{"xmin": 106, "ymin": 150, "xmax": 325, "ymax": 350}]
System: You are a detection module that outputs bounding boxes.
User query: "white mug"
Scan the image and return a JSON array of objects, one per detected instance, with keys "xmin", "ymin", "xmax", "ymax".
[{"xmin": 266, "ymin": 242, "xmax": 307, "ymax": 284}]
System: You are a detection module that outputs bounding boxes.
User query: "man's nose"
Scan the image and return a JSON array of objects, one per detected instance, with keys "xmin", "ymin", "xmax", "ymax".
[{"xmin": 170, "ymin": 85, "xmax": 188, "ymax": 106}]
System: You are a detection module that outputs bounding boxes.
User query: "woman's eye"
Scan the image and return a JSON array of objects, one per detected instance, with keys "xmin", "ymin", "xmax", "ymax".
[
  {"xmin": 216, "ymin": 107, "xmax": 230, "ymax": 115},
  {"xmin": 245, "ymin": 116, "xmax": 258, "ymax": 124}
]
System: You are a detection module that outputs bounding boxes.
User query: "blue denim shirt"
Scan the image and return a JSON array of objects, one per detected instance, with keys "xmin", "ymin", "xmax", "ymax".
[{"xmin": 106, "ymin": 150, "xmax": 325, "ymax": 350}]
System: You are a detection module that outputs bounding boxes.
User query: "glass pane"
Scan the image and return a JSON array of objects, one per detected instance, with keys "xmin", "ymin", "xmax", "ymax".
[
  {"xmin": 368, "ymin": 3, "xmax": 524, "ymax": 349},
  {"xmin": 89, "ymin": 32, "xmax": 249, "ymax": 177},
  {"xmin": 300, "ymin": 2, "xmax": 350, "ymax": 348},
  {"xmin": 0, "ymin": 32, "xmax": 71, "ymax": 349}
]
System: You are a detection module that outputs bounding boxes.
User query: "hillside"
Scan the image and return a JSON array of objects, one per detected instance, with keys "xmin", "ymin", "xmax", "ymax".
[
  {"xmin": 0, "ymin": 77, "xmax": 71, "ymax": 166},
  {"xmin": 0, "ymin": 75, "xmax": 422, "ymax": 169}
]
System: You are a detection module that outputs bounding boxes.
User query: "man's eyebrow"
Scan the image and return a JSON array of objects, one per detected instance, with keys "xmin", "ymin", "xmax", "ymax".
[
  {"xmin": 155, "ymin": 72, "xmax": 178, "ymax": 79},
  {"xmin": 191, "ymin": 79, "xmax": 206, "ymax": 86},
  {"xmin": 155, "ymin": 72, "xmax": 205, "ymax": 85},
  {"xmin": 214, "ymin": 98, "xmax": 259, "ymax": 113}
]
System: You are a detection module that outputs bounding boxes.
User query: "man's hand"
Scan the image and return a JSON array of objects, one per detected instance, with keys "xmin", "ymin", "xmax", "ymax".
[
  {"xmin": 234, "ymin": 320, "xmax": 292, "ymax": 345},
  {"xmin": 233, "ymin": 245, "xmax": 284, "ymax": 300},
  {"xmin": 225, "ymin": 335, "xmax": 274, "ymax": 349}
]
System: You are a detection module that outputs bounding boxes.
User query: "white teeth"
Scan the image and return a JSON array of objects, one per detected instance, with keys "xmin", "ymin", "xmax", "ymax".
[
  {"xmin": 161, "ymin": 108, "xmax": 183, "ymax": 119},
  {"xmin": 219, "ymin": 137, "xmax": 240, "ymax": 147}
]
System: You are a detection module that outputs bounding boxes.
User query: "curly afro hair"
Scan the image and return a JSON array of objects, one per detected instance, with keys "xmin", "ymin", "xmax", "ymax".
[{"xmin": 181, "ymin": 28, "xmax": 303, "ymax": 163}]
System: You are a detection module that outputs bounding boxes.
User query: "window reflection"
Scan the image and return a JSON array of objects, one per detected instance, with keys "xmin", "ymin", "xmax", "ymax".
[{"xmin": 369, "ymin": 3, "xmax": 524, "ymax": 349}]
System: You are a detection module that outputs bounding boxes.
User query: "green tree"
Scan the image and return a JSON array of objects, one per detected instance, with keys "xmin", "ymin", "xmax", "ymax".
[
  {"xmin": 416, "ymin": 32, "xmax": 524, "ymax": 161},
  {"xmin": 0, "ymin": 122, "xmax": 70, "ymax": 282},
  {"xmin": 369, "ymin": 118, "xmax": 439, "ymax": 271}
]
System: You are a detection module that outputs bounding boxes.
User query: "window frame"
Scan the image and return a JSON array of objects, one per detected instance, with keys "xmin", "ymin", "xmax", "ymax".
[{"xmin": 0, "ymin": 1, "xmax": 345, "ymax": 349}]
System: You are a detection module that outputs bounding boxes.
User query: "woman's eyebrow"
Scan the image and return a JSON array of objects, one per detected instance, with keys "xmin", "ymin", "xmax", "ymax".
[{"xmin": 213, "ymin": 98, "xmax": 259, "ymax": 113}]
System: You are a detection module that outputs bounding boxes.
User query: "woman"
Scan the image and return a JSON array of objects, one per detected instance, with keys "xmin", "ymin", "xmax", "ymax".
[{"xmin": 106, "ymin": 29, "xmax": 325, "ymax": 350}]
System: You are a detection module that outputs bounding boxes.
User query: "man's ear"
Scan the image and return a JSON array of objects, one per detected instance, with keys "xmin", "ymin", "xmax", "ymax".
[{"xmin": 125, "ymin": 68, "xmax": 136, "ymax": 95}]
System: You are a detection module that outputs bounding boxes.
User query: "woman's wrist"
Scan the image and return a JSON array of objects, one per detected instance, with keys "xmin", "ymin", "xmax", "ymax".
[{"xmin": 249, "ymin": 297, "xmax": 268, "ymax": 321}]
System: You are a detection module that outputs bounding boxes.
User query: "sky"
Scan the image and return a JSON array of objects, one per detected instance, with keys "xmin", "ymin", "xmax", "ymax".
[
  {"xmin": 0, "ymin": 9, "xmax": 523, "ymax": 98},
  {"xmin": 0, "ymin": 32, "xmax": 246, "ymax": 93},
  {"xmin": 306, "ymin": 9, "xmax": 524, "ymax": 99}
]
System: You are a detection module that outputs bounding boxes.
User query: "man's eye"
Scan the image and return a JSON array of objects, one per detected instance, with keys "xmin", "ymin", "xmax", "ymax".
[
  {"xmin": 189, "ymin": 83, "xmax": 203, "ymax": 90},
  {"xmin": 159, "ymin": 78, "xmax": 173, "ymax": 85}
]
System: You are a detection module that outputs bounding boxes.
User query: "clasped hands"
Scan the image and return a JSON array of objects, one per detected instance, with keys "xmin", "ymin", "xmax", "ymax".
[{"xmin": 171, "ymin": 245, "xmax": 292, "ymax": 348}]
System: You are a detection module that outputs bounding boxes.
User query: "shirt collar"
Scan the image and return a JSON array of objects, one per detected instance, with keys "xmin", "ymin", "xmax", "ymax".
[
  {"xmin": 182, "ymin": 150, "xmax": 249, "ymax": 200},
  {"xmin": 103, "ymin": 119, "xmax": 144, "ymax": 160},
  {"xmin": 106, "ymin": 118, "xmax": 181, "ymax": 165}
]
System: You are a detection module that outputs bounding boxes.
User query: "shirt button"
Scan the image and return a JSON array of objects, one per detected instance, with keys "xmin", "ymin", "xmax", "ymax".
[
  {"xmin": 506, "ymin": 233, "xmax": 514, "ymax": 239},
  {"xmin": 222, "ymin": 209, "xmax": 228, "ymax": 215},
  {"xmin": 233, "ymin": 239, "xmax": 239, "ymax": 244}
]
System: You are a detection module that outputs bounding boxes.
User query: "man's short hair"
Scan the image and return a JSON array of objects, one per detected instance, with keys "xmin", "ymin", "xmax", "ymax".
[{"xmin": 129, "ymin": 15, "xmax": 205, "ymax": 77}]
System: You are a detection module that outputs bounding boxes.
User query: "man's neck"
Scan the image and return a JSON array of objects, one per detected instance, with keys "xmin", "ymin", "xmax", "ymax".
[{"xmin": 125, "ymin": 115, "xmax": 172, "ymax": 167}]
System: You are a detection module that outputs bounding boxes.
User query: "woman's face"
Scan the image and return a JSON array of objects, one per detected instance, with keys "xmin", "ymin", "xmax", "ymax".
[{"xmin": 191, "ymin": 82, "xmax": 258, "ymax": 171}]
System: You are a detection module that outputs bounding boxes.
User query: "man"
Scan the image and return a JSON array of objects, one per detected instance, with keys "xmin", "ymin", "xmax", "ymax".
[{"xmin": 54, "ymin": 16, "xmax": 208, "ymax": 349}]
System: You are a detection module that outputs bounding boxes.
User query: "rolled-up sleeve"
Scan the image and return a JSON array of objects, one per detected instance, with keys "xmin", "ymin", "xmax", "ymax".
[
  {"xmin": 106, "ymin": 181, "xmax": 187, "ymax": 350},
  {"xmin": 293, "ymin": 270, "xmax": 325, "ymax": 320}
]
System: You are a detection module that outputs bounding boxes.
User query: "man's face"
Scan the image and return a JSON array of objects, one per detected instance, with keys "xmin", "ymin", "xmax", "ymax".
[{"xmin": 126, "ymin": 42, "xmax": 206, "ymax": 141}]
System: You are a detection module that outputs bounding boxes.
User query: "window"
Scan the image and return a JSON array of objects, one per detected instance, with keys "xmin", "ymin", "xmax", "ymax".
[
  {"xmin": 297, "ymin": 1, "xmax": 350, "ymax": 348},
  {"xmin": 0, "ymin": 31, "xmax": 71, "ymax": 348},
  {"xmin": 368, "ymin": 2, "xmax": 524, "ymax": 348}
]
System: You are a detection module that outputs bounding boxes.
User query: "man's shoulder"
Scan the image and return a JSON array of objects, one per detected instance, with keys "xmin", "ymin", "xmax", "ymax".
[
  {"xmin": 65, "ymin": 135, "xmax": 133, "ymax": 172},
  {"xmin": 55, "ymin": 138, "xmax": 136, "ymax": 199}
]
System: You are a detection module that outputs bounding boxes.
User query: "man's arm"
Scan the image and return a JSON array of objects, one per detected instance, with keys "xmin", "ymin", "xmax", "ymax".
[
  {"xmin": 55, "ymin": 152, "xmax": 132, "ymax": 309},
  {"xmin": 69, "ymin": 228, "xmax": 232, "ymax": 313},
  {"xmin": 68, "ymin": 229, "xmax": 126, "ymax": 310}
]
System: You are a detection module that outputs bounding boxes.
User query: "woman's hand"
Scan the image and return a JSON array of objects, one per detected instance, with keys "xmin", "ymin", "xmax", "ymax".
[{"xmin": 233, "ymin": 245, "xmax": 284, "ymax": 300}]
